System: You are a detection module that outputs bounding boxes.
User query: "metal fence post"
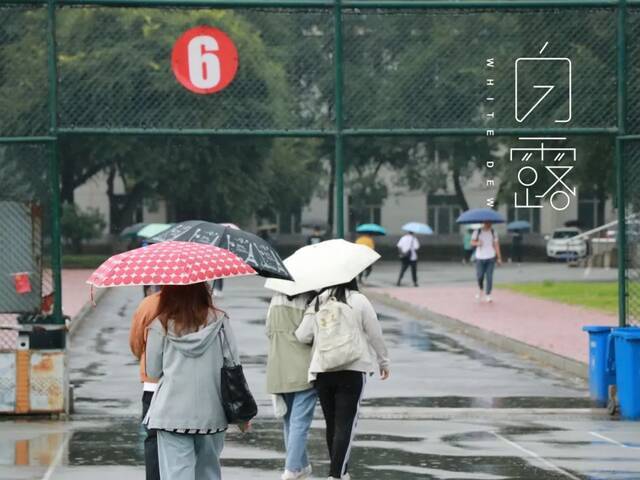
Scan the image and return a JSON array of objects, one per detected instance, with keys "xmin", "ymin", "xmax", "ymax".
[
  {"xmin": 334, "ymin": 0, "xmax": 345, "ymax": 238},
  {"xmin": 616, "ymin": 0, "xmax": 627, "ymax": 327},
  {"xmin": 47, "ymin": 0, "xmax": 63, "ymax": 324}
]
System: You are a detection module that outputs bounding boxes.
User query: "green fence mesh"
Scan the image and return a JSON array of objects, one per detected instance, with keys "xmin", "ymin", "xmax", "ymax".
[
  {"xmin": 0, "ymin": 5, "xmax": 622, "ymax": 134},
  {"xmin": 0, "ymin": 1, "xmax": 638, "ymax": 327},
  {"xmin": 623, "ymin": 140, "xmax": 640, "ymax": 326},
  {"xmin": 0, "ymin": 4, "xmax": 49, "ymax": 137},
  {"xmin": 343, "ymin": 8, "xmax": 617, "ymax": 130},
  {"xmin": 56, "ymin": 7, "xmax": 335, "ymax": 131},
  {"xmin": 0, "ymin": 143, "xmax": 52, "ymax": 317},
  {"xmin": 626, "ymin": 8, "xmax": 640, "ymax": 133}
]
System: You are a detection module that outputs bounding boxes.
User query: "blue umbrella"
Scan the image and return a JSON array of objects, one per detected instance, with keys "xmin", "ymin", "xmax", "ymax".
[
  {"xmin": 456, "ymin": 208, "xmax": 505, "ymax": 224},
  {"xmin": 507, "ymin": 220, "xmax": 531, "ymax": 231},
  {"xmin": 356, "ymin": 223, "xmax": 386, "ymax": 235},
  {"xmin": 402, "ymin": 222, "xmax": 433, "ymax": 235}
]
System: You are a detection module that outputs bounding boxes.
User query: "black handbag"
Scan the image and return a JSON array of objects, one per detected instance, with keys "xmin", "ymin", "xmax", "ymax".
[{"xmin": 219, "ymin": 325, "xmax": 258, "ymax": 424}]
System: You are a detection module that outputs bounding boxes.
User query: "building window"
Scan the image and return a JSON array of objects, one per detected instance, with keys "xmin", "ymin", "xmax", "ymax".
[
  {"xmin": 427, "ymin": 194, "xmax": 461, "ymax": 234},
  {"xmin": 507, "ymin": 205, "xmax": 540, "ymax": 233}
]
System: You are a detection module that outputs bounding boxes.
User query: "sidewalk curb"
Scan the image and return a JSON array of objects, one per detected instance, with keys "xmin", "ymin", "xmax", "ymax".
[
  {"xmin": 68, "ymin": 288, "xmax": 109, "ymax": 339},
  {"xmin": 366, "ymin": 289, "xmax": 588, "ymax": 380}
]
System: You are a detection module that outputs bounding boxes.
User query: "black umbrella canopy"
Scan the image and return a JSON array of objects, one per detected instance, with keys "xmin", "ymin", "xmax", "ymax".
[{"xmin": 149, "ymin": 221, "xmax": 293, "ymax": 281}]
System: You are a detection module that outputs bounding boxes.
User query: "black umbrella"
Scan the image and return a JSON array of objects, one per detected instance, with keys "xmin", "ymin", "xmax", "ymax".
[{"xmin": 149, "ymin": 220, "xmax": 293, "ymax": 280}]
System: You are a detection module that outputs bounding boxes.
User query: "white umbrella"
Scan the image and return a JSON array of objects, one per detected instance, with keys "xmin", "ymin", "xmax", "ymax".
[{"xmin": 264, "ymin": 239, "xmax": 380, "ymax": 296}]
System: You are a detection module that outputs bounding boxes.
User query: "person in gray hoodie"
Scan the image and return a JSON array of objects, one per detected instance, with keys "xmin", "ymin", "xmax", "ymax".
[{"xmin": 143, "ymin": 282, "xmax": 249, "ymax": 480}]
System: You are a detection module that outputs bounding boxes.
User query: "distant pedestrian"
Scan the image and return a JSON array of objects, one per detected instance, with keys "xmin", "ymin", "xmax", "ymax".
[
  {"xmin": 143, "ymin": 283, "xmax": 250, "ymax": 480},
  {"xmin": 266, "ymin": 292, "xmax": 316, "ymax": 480},
  {"xmin": 296, "ymin": 280, "xmax": 390, "ymax": 480},
  {"xmin": 355, "ymin": 234, "xmax": 375, "ymax": 283},
  {"xmin": 396, "ymin": 232, "xmax": 420, "ymax": 287},
  {"xmin": 471, "ymin": 222, "xmax": 502, "ymax": 303},
  {"xmin": 462, "ymin": 228, "xmax": 473, "ymax": 264},
  {"xmin": 129, "ymin": 291, "xmax": 162, "ymax": 480}
]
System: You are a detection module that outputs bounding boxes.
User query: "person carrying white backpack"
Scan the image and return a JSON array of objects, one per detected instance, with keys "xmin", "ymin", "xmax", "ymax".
[{"xmin": 295, "ymin": 279, "xmax": 390, "ymax": 480}]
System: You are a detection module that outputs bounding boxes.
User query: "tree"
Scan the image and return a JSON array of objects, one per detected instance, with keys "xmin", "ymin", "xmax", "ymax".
[{"xmin": 60, "ymin": 203, "xmax": 106, "ymax": 253}]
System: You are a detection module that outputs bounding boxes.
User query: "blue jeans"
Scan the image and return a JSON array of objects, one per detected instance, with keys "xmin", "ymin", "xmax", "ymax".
[
  {"xmin": 476, "ymin": 258, "xmax": 496, "ymax": 294},
  {"xmin": 282, "ymin": 388, "xmax": 317, "ymax": 472}
]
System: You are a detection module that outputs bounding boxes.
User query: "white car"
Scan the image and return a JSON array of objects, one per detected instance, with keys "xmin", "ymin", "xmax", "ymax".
[{"xmin": 545, "ymin": 227, "xmax": 588, "ymax": 260}]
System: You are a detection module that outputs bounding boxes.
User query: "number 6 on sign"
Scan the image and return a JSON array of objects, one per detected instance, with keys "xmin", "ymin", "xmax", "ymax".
[
  {"xmin": 188, "ymin": 36, "xmax": 221, "ymax": 89},
  {"xmin": 172, "ymin": 26, "xmax": 238, "ymax": 95}
]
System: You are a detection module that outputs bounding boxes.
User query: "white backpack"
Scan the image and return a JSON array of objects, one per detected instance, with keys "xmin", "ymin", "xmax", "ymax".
[{"xmin": 314, "ymin": 297, "xmax": 365, "ymax": 370}]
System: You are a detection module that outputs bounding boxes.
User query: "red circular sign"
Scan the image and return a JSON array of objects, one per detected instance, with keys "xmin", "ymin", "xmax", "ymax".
[{"xmin": 171, "ymin": 26, "xmax": 239, "ymax": 95}]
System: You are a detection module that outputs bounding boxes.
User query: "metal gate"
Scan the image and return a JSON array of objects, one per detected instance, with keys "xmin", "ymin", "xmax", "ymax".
[{"xmin": 0, "ymin": 0, "xmax": 638, "ymax": 334}]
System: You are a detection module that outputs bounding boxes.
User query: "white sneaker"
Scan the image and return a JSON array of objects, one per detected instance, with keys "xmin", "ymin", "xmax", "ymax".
[
  {"xmin": 484, "ymin": 295, "xmax": 493, "ymax": 303},
  {"xmin": 475, "ymin": 291, "xmax": 482, "ymax": 300},
  {"xmin": 282, "ymin": 465, "xmax": 312, "ymax": 480}
]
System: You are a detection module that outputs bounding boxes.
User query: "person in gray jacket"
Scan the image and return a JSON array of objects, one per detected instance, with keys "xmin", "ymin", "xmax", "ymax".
[{"xmin": 144, "ymin": 282, "xmax": 249, "ymax": 480}]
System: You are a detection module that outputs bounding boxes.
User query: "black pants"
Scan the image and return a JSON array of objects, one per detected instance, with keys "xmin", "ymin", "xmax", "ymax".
[
  {"xmin": 315, "ymin": 371, "xmax": 365, "ymax": 478},
  {"xmin": 397, "ymin": 258, "xmax": 418, "ymax": 286},
  {"xmin": 142, "ymin": 391, "xmax": 160, "ymax": 480}
]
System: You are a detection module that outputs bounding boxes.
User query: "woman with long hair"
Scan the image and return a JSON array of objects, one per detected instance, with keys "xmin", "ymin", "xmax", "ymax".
[
  {"xmin": 143, "ymin": 282, "xmax": 248, "ymax": 480},
  {"xmin": 266, "ymin": 291, "xmax": 317, "ymax": 480},
  {"xmin": 295, "ymin": 279, "xmax": 390, "ymax": 480}
]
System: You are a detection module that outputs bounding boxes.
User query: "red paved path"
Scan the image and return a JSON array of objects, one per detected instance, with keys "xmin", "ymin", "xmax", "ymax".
[
  {"xmin": 62, "ymin": 269, "xmax": 93, "ymax": 318},
  {"xmin": 373, "ymin": 285, "xmax": 618, "ymax": 364}
]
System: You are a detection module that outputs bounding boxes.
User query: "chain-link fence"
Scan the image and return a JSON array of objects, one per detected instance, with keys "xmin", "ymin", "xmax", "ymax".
[
  {"xmin": 0, "ymin": 0, "xmax": 639, "ymax": 326},
  {"xmin": 622, "ymin": 140, "xmax": 640, "ymax": 326}
]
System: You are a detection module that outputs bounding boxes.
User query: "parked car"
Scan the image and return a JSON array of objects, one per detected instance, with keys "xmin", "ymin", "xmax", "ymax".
[{"xmin": 545, "ymin": 227, "xmax": 588, "ymax": 260}]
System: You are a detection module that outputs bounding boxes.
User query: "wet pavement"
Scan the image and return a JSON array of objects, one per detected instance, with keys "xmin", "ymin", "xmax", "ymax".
[{"xmin": 1, "ymin": 276, "xmax": 639, "ymax": 480}]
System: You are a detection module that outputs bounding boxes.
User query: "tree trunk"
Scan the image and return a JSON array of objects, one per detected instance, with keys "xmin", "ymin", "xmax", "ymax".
[
  {"xmin": 596, "ymin": 183, "xmax": 606, "ymax": 226},
  {"xmin": 327, "ymin": 156, "xmax": 335, "ymax": 235},
  {"xmin": 106, "ymin": 166, "xmax": 117, "ymax": 234},
  {"xmin": 60, "ymin": 156, "xmax": 76, "ymax": 205},
  {"xmin": 452, "ymin": 166, "xmax": 469, "ymax": 211}
]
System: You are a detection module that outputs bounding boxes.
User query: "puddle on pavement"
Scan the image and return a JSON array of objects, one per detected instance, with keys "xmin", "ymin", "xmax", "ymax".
[
  {"xmin": 0, "ymin": 418, "xmax": 600, "ymax": 479},
  {"xmin": 0, "ymin": 432, "xmax": 66, "ymax": 467},
  {"xmin": 363, "ymin": 396, "xmax": 592, "ymax": 409}
]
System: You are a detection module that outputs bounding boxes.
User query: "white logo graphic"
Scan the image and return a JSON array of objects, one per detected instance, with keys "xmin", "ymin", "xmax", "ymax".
[{"xmin": 515, "ymin": 42, "xmax": 572, "ymax": 124}]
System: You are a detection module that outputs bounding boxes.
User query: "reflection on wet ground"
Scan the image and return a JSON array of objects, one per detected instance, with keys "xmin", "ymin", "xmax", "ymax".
[{"xmin": 10, "ymin": 417, "xmax": 639, "ymax": 479}]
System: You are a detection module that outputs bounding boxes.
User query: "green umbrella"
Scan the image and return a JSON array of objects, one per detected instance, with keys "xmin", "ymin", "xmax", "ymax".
[{"xmin": 137, "ymin": 223, "xmax": 173, "ymax": 239}]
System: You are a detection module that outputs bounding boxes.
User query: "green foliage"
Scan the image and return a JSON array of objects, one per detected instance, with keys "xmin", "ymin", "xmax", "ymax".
[
  {"xmin": 61, "ymin": 203, "xmax": 106, "ymax": 253},
  {"xmin": 63, "ymin": 254, "xmax": 111, "ymax": 269},
  {"xmin": 501, "ymin": 281, "xmax": 618, "ymax": 314}
]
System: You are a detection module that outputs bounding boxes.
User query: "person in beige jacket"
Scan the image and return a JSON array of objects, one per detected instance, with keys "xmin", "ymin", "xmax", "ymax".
[
  {"xmin": 266, "ymin": 292, "xmax": 316, "ymax": 480},
  {"xmin": 295, "ymin": 279, "xmax": 389, "ymax": 480}
]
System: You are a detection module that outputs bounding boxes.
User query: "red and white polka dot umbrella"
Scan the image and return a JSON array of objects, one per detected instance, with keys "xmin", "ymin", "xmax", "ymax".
[{"xmin": 87, "ymin": 241, "xmax": 256, "ymax": 288}]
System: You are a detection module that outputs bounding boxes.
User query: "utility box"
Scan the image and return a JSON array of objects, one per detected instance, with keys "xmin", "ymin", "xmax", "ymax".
[
  {"xmin": 0, "ymin": 341, "xmax": 66, "ymax": 414},
  {"xmin": 0, "ymin": 201, "xmax": 67, "ymax": 415}
]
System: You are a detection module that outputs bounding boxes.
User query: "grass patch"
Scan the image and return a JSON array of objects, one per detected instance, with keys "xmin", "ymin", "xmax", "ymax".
[
  {"xmin": 500, "ymin": 281, "xmax": 618, "ymax": 314},
  {"xmin": 62, "ymin": 254, "xmax": 110, "ymax": 269}
]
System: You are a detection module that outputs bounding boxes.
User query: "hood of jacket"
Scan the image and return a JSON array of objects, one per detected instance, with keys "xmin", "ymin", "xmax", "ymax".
[{"xmin": 165, "ymin": 316, "xmax": 224, "ymax": 358}]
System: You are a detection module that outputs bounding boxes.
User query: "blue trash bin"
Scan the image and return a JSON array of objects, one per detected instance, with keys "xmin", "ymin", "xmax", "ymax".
[
  {"xmin": 582, "ymin": 326, "xmax": 615, "ymax": 407},
  {"xmin": 612, "ymin": 327, "xmax": 640, "ymax": 420}
]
